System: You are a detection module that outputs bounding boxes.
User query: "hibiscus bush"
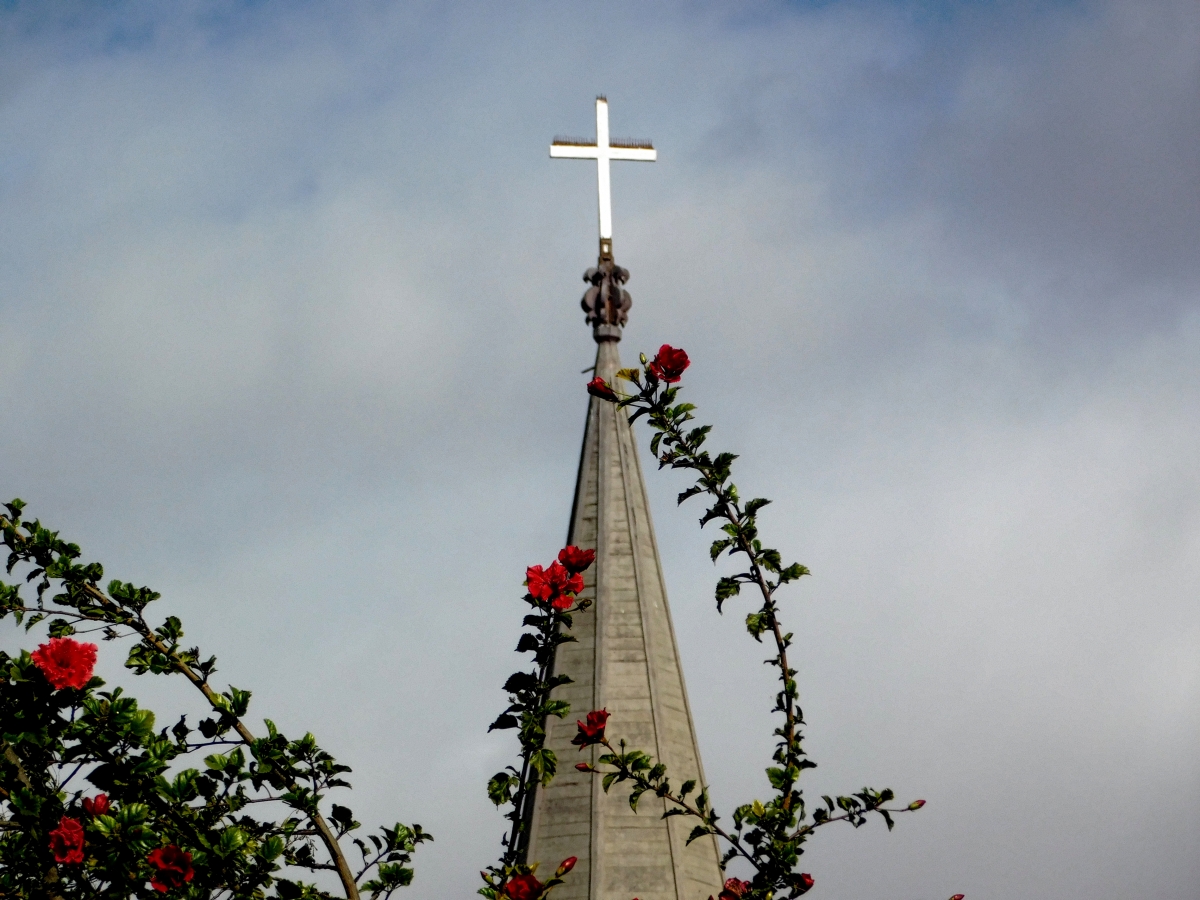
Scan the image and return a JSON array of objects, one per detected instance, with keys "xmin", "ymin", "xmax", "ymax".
[
  {"xmin": 3, "ymin": 344, "xmax": 959, "ymax": 900},
  {"xmin": 0, "ymin": 502, "xmax": 429, "ymax": 900},
  {"xmin": 481, "ymin": 346, "xmax": 962, "ymax": 900}
]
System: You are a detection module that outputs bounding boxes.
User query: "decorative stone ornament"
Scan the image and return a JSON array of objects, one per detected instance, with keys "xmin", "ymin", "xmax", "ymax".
[{"xmin": 582, "ymin": 260, "xmax": 632, "ymax": 341}]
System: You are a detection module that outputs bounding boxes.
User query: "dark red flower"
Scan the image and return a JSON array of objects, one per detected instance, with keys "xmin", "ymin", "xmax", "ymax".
[
  {"xmin": 31, "ymin": 638, "xmax": 98, "ymax": 690},
  {"xmin": 796, "ymin": 873, "xmax": 814, "ymax": 893},
  {"xmin": 147, "ymin": 845, "xmax": 194, "ymax": 893},
  {"xmin": 502, "ymin": 872, "xmax": 544, "ymax": 900},
  {"xmin": 571, "ymin": 708, "xmax": 610, "ymax": 747},
  {"xmin": 556, "ymin": 856, "xmax": 578, "ymax": 875},
  {"xmin": 558, "ymin": 545, "xmax": 596, "ymax": 574},
  {"xmin": 587, "ymin": 376, "xmax": 618, "ymax": 401},
  {"xmin": 718, "ymin": 878, "xmax": 752, "ymax": 900},
  {"xmin": 574, "ymin": 762, "xmax": 593, "ymax": 772},
  {"xmin": 49, "ymin": 817, "xmax": 84, "ymax": 864},
  {"xmin": 950, "ymin": 895, "xmax": 965, "ymax": 900},
  {"xmin": 81, "ymin": 794, "xmax": 110, "ymax": 817},
  {"xmin": 647, "ymin": 345, "xmax": 689, "ymax": 383}
]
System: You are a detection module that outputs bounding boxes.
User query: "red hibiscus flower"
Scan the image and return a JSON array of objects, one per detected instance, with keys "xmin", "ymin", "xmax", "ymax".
[
  {"xmin": 556, "ymin": 856, "xmax": 578, "ymax": 875},
  {"xmin": 147, "ymin": 845, "xmax": 194, "ymax": 893},
  {"xmin": 31, "ymin": 638, "xmax": 98, "ymax": 690},
  {"xmin": 796, "ymin": 873, "xmax": 814, "ymax": 893},
  {"xmin": 558, "ymin": 545, "xmax": 596, "ymax": 574},
  {"xmin": 571, "ymin": 708, "xmax": 610, "ymax": 747},
  {"xmin": 527, "ymin": 562, "xmax": 584, "ymax": 609},
  {"xmin": 586, "ymin": 376, "xmax": 618, "ymax": 401},
  {"xmin": 526, "ymin": 565, "xmax": 552, "ymax": 601},
  {"xmin": 502, "ymin": 872, "xmax": 544, "ymax": 900},
  {"xmin": 49, "ymin": 816, "xmax": 84, "ymax": 864},
  {"xmin": 718, "ymin": 877, "xmax": 752, "ymax": 900},
  {"xmin": 81, "ymin": 794, "xmax": 110, "ymax": 817},
  {"xmin": 647, "ymin": 345, "xmax": 689, "ymax": 383}
]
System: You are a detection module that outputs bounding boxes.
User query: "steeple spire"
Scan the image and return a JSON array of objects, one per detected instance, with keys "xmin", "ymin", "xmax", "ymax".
[{"xmin": 524, "ymin": 101, "xmax": 723, "ymax": 900}]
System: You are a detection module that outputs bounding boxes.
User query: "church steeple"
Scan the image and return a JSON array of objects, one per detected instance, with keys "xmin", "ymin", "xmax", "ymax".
[{"xmin": 524, "ymin": 100, "xmax": 724, "ymax": 900}]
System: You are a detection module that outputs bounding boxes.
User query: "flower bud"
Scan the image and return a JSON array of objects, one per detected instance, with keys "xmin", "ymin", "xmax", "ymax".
[
  {"xmin": 908, "ymin": 799, "xmax": 926, "ymax": 810},
  {"xmin": 949, "ymin": 895, "xmax": 965, "ymax": 900},
  {"xmin": 575, "ymin": 763, "xmax": 593, "ymax": 772},
  {"xmin": 556, "ymin": 856, "xmax": 577, "ymax": 876}
]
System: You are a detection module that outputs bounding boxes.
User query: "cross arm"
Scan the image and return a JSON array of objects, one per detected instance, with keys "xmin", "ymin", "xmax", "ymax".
[
  {"xmin": 608, "ymin": 147, "xmax": 656, "ymax": 162},
  {"xmin": 550, "ymin": 143, "xmax": 600, "ymax": 159}
]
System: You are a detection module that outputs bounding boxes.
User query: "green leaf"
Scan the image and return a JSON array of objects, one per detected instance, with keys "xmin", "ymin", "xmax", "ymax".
[
  {"xmin": 715, "ymin": 577, "xmax": 741, "ymax": 612},
  {"xmin": 745, "ymin": 611, "xmax": 769, "ymax": 641},
  {"xmin": 744, "ymin": 498, "xmax": 771, "ymax": 516}
]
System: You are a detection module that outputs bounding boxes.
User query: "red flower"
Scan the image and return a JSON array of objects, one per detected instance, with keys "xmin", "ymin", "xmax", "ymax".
[
  {"xmin": 556, "ymin": 856, "xmax": 578, "ymax": 875},
  {"xmin": 81, "ymin": 794, "xmax": 110, "ymax": 817},
  {"xmin": 147, "ymin": 845, "xmax": 194, "ymax": 893},
  {"xmin": 31, "ymin": 638, "xmax": 98, "ymax": 690},
  {"xmin": 574, "ymin": 762, "xmax": 593, "ymax": 772},
  {"xmin": 502, "ymin": 872, "xmax": 544, "ymax": 900},
  {"xmin": 718, "ymin": 878, "xmax": 752, "ymax": 900},
  {"xmin": 950, "ymin": 895, "xmax": 965, "ymax": 900},
  {"xmin": 587, "ymin": 376, "xmax": 618, "ymax": 401},
  {"xmin": 558, "ymin": 545, "xmax": 596, "ymax": 574},
  {"xmin": 647, "ymin": 345, "xmax": 690, "ymax": 383},
  {"xmin": 49, "ymin": 816, "xmax": 84, "ymax": 864},
  {"xmin": 527, "ymin": 561, "xmax": 584, "ymax": 609},
  {"xmin": 571, "ymin": 708, "xmax": 610, "ymax": 747},
  {"xmin": 796, "ymin": 873, "xmax": 814, "ymax": 893}
]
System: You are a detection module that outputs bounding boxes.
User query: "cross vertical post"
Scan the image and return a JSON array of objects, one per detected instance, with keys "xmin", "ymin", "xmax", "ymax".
[{"xmin": 551, "ymin": 97, "xmax": 656, "ymax": 262}]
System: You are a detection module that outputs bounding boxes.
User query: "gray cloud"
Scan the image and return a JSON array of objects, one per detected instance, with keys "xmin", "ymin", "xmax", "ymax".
[{"xmin": 1, "ymin": 2, "xmax": 1197, "ymax": 898}]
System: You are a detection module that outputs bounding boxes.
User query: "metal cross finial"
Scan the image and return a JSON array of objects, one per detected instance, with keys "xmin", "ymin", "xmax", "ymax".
[{"xmin": 551, "ymin": 97, "xmax": 656, "ymax": 262}]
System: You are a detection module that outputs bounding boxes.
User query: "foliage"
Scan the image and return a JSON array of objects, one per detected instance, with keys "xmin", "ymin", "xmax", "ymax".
[
  {"xmin": 563, "ymin": 349, "xmax": 945, "ymax": 900},
  {"xmin": 0, "ymin": 501, "xmax": 429, "ymax": 900},
  {"xmin": 479, "ymin": 551, "xmax": 594, "ymax": 899}
]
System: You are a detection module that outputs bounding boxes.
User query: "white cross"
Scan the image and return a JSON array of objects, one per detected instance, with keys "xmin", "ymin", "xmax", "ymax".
[{"xmin": 551, "ymin": 96, "xmax": 656, "ymax": 258}]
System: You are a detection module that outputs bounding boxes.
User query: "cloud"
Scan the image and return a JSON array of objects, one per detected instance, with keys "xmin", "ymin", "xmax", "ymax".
[{"xmin": 1, "ymin": 1, "xmax": 1197, "ymax": 898}]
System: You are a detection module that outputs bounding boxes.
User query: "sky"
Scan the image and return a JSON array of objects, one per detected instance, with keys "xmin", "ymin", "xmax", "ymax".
[{"xmin": 1, "ymin": 1, "xmax": 1198, "ymax": 898}]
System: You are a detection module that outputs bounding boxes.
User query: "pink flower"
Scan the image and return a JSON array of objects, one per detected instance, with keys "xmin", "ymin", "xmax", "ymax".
[
  {"xmin": 49, "ymin": 817, "xmax": 84, "ymax": 864},
  {"xmin": 31, "ymin": 638, "xmax": 97, "ymax": 690}
]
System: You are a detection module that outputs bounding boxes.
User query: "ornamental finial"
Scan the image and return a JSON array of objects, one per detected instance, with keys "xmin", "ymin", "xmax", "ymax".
[{"xmin": 581, "ymin": 259, "xmax": 631, "ymax": 343}]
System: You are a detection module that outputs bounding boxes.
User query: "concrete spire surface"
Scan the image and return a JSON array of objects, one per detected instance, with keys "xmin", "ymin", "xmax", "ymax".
[{"xmin": 521, "ymin": 248, "xmax": 724, "ymax": 899}]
